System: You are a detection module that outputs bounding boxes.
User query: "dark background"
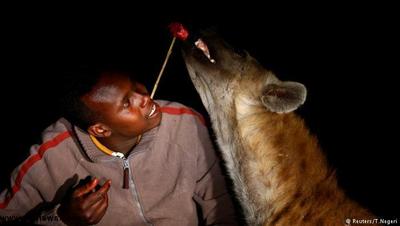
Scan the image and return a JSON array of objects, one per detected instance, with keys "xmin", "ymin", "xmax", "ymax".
[{"xmin": 1, "ymin": 4, "xmax": 399, "ymax": 219}]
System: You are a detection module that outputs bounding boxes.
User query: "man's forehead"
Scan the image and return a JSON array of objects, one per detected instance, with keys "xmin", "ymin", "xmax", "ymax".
[{"xmin": 90, "ymin": 85, "xmax": 122, "ymax": 103}]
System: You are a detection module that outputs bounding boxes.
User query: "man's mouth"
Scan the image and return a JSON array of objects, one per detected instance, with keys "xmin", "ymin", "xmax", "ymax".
[{"xmin": 147, "ymin": 103, "xmax": 159, "ymax": 118}]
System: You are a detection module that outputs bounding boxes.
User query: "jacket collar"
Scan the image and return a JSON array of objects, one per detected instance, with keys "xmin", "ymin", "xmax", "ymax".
[{"xmin": 73, "ymin": 125, "xmax": 159, "ymax": 162}]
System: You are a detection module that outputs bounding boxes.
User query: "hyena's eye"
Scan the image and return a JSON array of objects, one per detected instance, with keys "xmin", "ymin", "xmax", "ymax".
[
  {"xmin": 223, "ymin": 40, "xmax": 246, "ymax": 57},
  {"xmin": 233, "ymin": 46, "xmax": 246, "ymax": 58}
]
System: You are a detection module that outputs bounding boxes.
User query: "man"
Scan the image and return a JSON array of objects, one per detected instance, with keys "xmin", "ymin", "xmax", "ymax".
[{"xmin": 0, "ymin": 66, "xmax": 238, "ymax": 225}]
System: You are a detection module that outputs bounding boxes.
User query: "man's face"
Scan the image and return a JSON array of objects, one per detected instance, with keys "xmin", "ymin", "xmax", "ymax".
[{"xmin": 82, "ymin": 72, "xmax": 162, "ymax": 138}]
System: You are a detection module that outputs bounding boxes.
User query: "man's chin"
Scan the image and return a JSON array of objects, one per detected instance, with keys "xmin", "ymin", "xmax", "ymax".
[{"xmin": 148, "ymin": 113, "xmax": 162, "ymax": 130}]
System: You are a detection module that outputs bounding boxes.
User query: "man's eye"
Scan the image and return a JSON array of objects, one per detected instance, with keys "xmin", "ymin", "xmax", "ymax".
[{"xmin": 123, "ymin": 101, "xmax": 130, "ymax": 108}]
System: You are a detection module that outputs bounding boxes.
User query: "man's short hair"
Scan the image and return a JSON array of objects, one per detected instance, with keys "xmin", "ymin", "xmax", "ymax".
[{"xmin": 60, "ymin": 64, "xmax": 139, "ymax": 130}]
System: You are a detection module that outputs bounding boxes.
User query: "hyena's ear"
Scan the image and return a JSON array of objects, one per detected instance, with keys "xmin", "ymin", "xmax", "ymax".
[{"xmin": 261, "ymin": 81, "xmax": 307, "ymax": 113}]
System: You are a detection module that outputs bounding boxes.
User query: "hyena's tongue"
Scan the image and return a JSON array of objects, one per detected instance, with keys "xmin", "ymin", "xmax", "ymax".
[{"xmin": 194, "ymin": 38, "xmax": 216, "ymax": 63}]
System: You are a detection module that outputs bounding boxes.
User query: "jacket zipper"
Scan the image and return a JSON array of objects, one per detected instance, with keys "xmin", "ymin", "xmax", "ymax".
[
  {"xmin": 122, "ymin": 158, "xmax": 130, "ymax": 189},
  {"xmin": 122, "ymin": 157, "xmax": 153, "ymax": 226}
]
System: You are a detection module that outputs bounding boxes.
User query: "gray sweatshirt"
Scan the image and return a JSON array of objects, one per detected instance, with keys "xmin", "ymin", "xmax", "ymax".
[{"xmin": 0, "ymin": 100, "xmax": 238, "ymax": 226}]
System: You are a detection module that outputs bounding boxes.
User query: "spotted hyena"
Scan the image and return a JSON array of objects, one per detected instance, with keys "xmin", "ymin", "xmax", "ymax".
[{"xmin": 182, "ymin": 31, "xmax": 377, "ymax": 226}]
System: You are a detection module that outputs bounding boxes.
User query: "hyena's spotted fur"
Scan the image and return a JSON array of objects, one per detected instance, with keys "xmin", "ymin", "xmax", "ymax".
[{"xmin": 182, "ymin": 32, "xmax": 376, "ymax": 226}]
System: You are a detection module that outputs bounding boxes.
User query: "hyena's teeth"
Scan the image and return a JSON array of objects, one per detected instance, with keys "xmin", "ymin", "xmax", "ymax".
[{"xmin": 195, "ymin": 38, "xmax": 216, "ymax": 63}]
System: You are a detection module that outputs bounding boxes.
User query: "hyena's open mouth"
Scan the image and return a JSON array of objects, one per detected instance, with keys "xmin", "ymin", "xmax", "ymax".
[
  {"xmin": 182, "ymin": 37, "xmax": 216, "ymax": 67},
  {"xmin": 193, "ymin": 38, "xmax": 216, "ymax": 63}
]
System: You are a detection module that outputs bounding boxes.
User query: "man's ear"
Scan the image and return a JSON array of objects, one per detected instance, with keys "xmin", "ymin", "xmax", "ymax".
[
  {"xmin": 88, "ymin": 123, "xmax": 112, "ymax": 137},
  {"xmin": 261, "ymin": 81, "xmax": 307, "ymax": 113}
]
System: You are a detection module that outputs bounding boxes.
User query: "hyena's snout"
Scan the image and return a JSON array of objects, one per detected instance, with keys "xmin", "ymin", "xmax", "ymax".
[
  {"xmin": 182, "ymin": 34, "xmax": 219, "ymax": 66},
  {"xmin": 182, "ymin": 30, "xmax": 245, "ymax": 65},
  {"xmin": 182, "ymin": 32, "xmax": 249, "ymax": 82}
]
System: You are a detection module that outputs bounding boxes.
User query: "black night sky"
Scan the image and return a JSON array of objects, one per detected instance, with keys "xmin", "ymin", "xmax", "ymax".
[{"xmin": 2, "ymin": 4, "xmax": 399, "ymax": 219}]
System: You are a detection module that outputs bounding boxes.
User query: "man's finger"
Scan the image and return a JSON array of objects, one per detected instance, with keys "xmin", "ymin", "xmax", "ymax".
[
  {"xmin": 86, "ymin": 197, "xmax": 109, "ymax": 225},
  {"xmin": 96, "ymin": 180, "xmax": 111, "ymax": 196},
  {"xmin": 83, "ymin": 180, "xmax": 111, "ymax": 208},
  {"xmin": 73, "ymin": 178, "xmax": 99, "ymax": 198}
]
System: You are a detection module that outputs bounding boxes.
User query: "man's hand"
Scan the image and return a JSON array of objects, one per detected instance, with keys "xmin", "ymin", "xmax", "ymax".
[{"xmin": 58, "ymin": 178, "xmax": 111, "ymax": 225}]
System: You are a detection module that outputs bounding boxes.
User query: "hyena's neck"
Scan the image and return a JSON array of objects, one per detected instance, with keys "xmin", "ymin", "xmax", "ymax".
[
  {"xmin": 232, "ymin": 96, "xmax": 336, "ymax": 225},
  {"xmin": 209, "ymin": 107, "xmax": 245, "ymax": 185},
  {"xmin": 208, "ymin": 105, "xmax": 257, "ymax": 223}
]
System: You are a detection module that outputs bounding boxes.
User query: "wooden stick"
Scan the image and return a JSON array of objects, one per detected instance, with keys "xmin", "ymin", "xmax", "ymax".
[{"xmin": 150, "ymin": 36, "xmax": 176, "ymax": 99}]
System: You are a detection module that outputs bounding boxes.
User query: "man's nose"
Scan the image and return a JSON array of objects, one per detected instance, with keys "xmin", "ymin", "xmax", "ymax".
[{"xmin": 139, "ymin": 94, "xmax": 150, "ymax": 108}]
